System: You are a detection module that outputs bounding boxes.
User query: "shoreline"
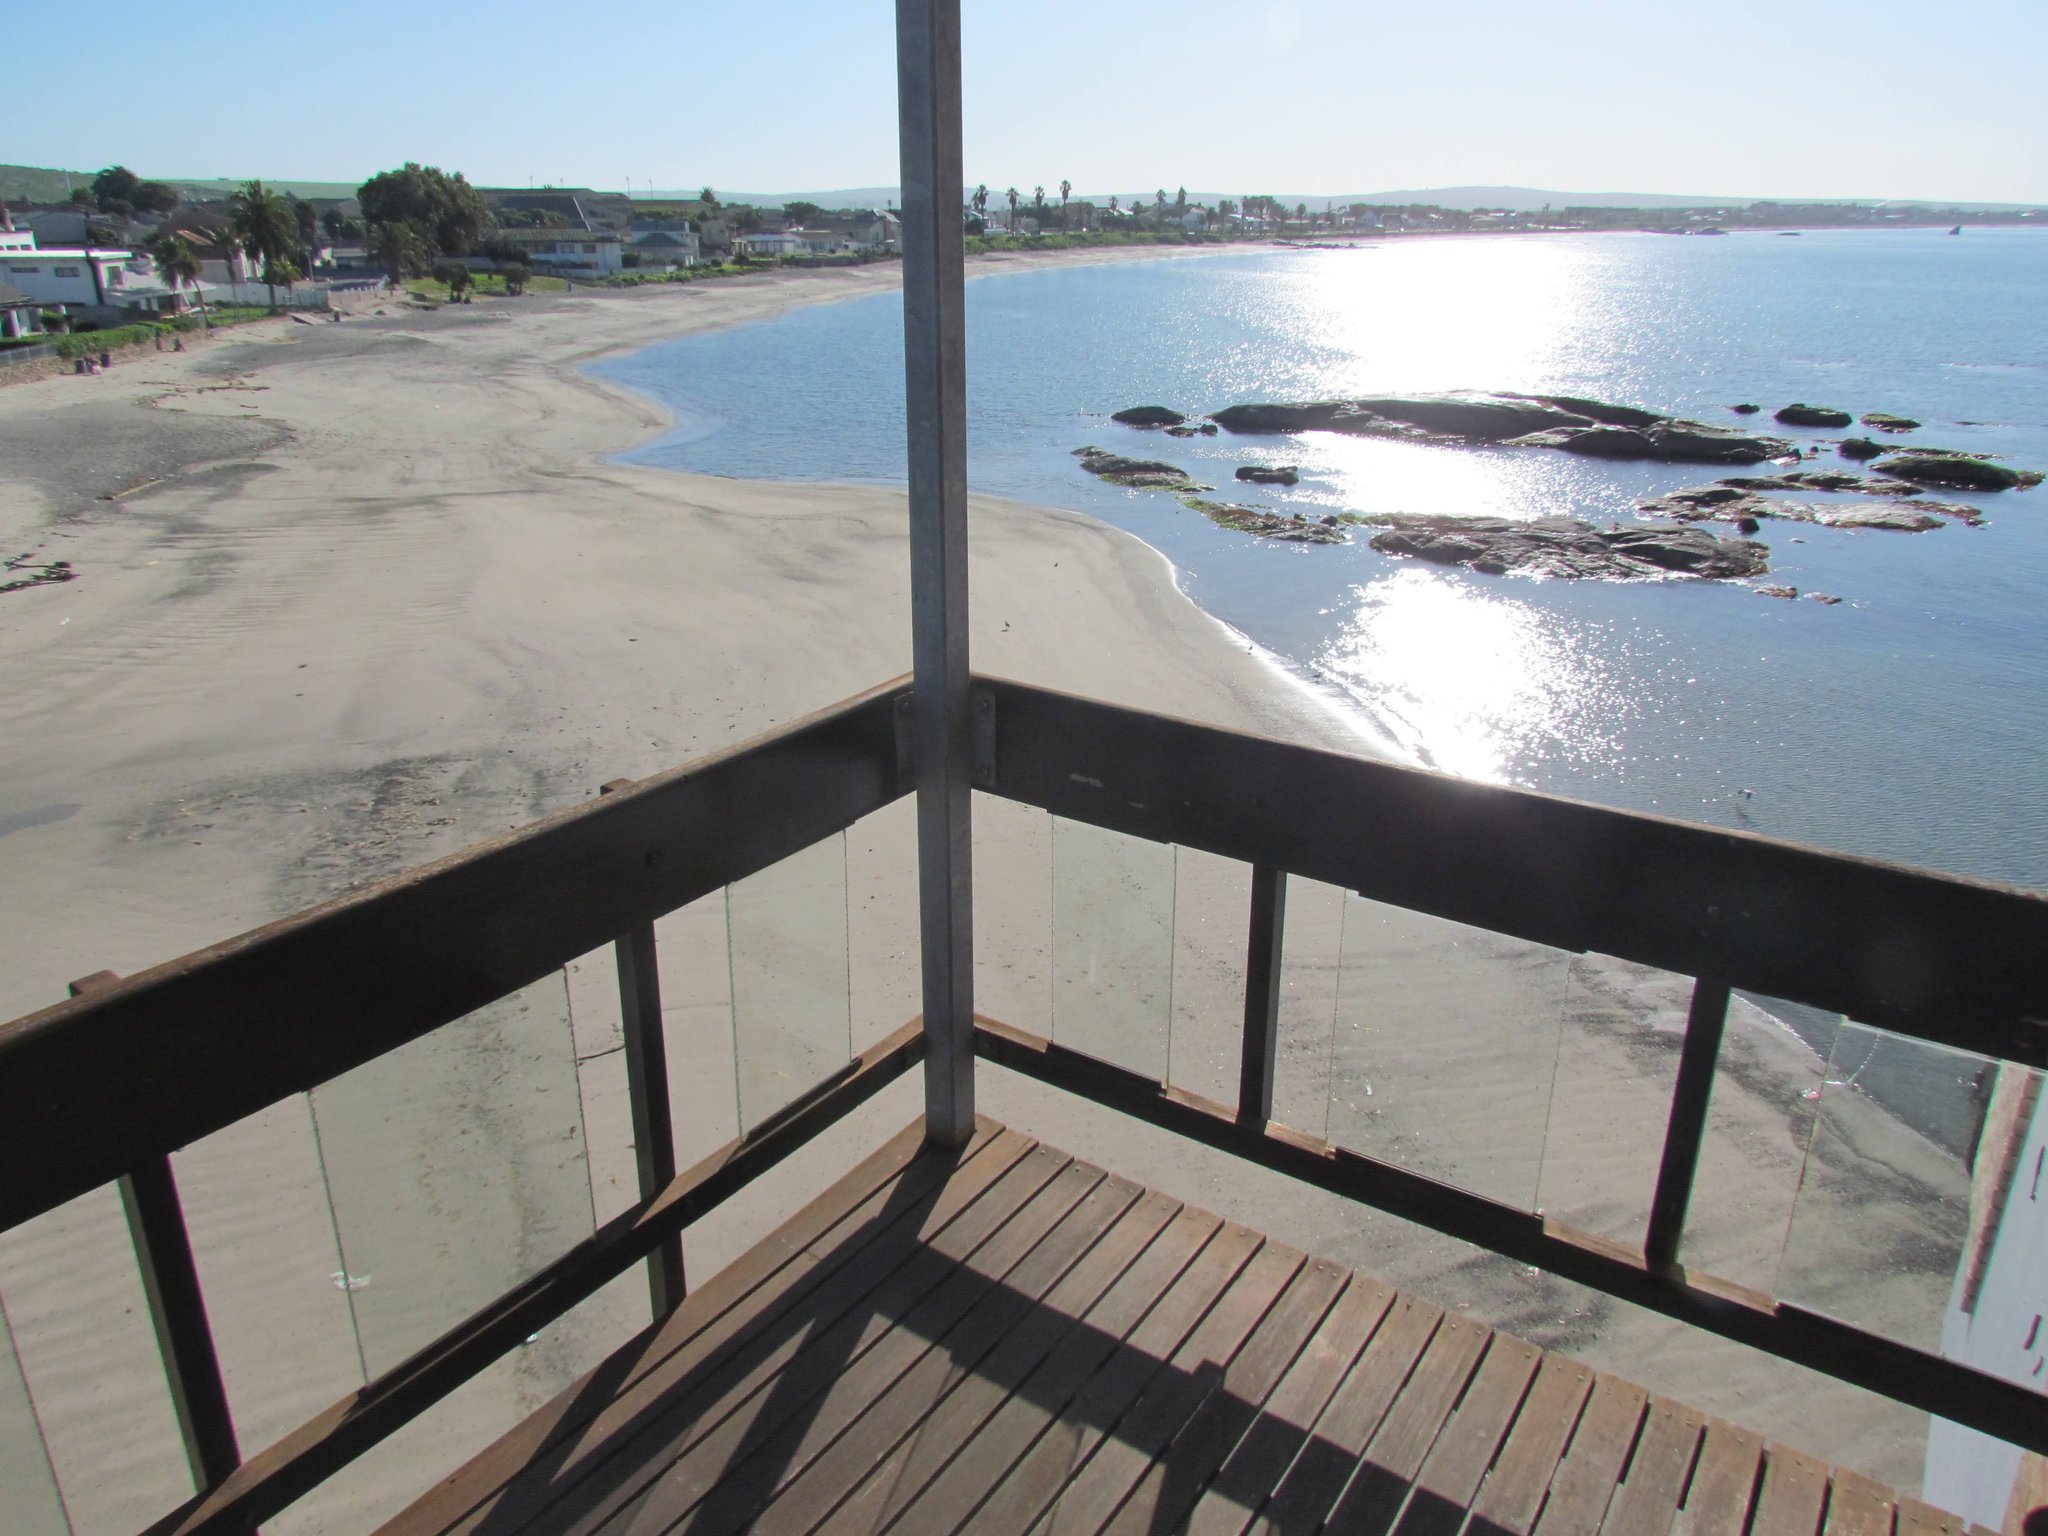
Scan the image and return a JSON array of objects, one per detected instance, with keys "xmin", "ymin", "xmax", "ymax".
[{"xmin": 0, "ymin": 241, "xmax": 1959, "ymax": 1527}]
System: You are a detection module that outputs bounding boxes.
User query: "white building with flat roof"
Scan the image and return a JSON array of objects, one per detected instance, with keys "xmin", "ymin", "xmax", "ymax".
[{"xmin": 1, "ymin": 246, "xmax": 190, "ymax": 316}]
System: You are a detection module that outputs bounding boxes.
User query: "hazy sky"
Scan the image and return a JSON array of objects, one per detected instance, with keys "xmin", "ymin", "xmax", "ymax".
[{"xmin": 8, "ymin": 0, "xmax": 2045, "ymax": 202}]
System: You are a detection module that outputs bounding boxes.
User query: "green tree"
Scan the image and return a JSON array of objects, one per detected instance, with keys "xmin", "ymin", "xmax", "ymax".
[
  {"xmin": 971, "ymin": 184, "xmax": 988, "ymax": 217},
  {"xmin": 229, "ymin": 180, "xmax": 298, "ymax": 308},
  {"xmin": 1059, "ymin": 178, "xmax": 1071, "ymax": 228},
  {"xmin": 69, "ymin": 187, "xmax": 94, "ymax": 208},
  {"xmin": 146, "ymin": 232, "xmax": 207, "ymax": 330},
  {"xmin": 699, "ymin": 187, "xmax": 721, "ymax": 211},
  {"xmin": 133, "ymin": 181, "xmax": 180, "ymax": 215},
  {"xmin": 1174, "ymin": 186, "xmax": 1186, "ymax": 216},
  {"xmin": 91, "ymin": 165, "xmax": 141, "ymax": 210},
  {"xmin": 357, "ymin": 163, "xmax": 486, "ymax": 255},
  {"xmin": 291, "ymin": 195, "xmax": 319, "ymax": 270},
  {"xmin": 432, "ymin": 262, "xmax": 474, "ymax": 301},
  {"xmin": 1005, "ymin": 187, "xmax": 1019, "ymax": 231},
  {"xmin": 369, "ymin": 219, "xmax": 432, "ymax": 288},
  {"xmin": 499, "ymin": 261, "xmax": 532, "ymax": 296},
  {"xmin": 782, "ymin": 200, "xmax": 824, "ymax": 227}
]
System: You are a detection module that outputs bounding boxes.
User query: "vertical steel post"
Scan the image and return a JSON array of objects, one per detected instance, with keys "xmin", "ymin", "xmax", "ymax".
[
  {"xmin": 895, "ymin": 0, "xmax": 975, "ymax": 1146},
  {"xmin": 70, "ymin": 972, "xmax": 242, "ymax": 1494},
  {"xmin": 600, "ymin": 779, "xmax": 685, "ymax": 1315},
  {"xmin": 1237, "ymin": 865, "xmax": 1288, "ymax": 1129},
  {"xmin": 1644, "ymin": 976, "xmax": 1733, "ymax": 1272}
]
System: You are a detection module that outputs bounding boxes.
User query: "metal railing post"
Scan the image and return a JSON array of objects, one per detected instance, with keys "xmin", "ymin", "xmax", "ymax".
[
  {"xmin": 70, "ymin": 971, "xmax": 242, "ymax": 1494},
  {"xmin": 1644, "ymin": 976, "xmax": 1733, "ymax": 1271},
  {"xmin": 896, "ymin": 0, "xmax": 975, "ymax": 1146},
  {"xmin": 600, "ymin": 779, "xmax": 686, "ymax": 1315},
  {"xmin": 1237, "ymin": 865, "xmax": 1288, "ymax": 1129}
]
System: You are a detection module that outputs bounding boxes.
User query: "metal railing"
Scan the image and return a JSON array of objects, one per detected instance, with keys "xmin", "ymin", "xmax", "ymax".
[{"xmin": 2, "ymin": 673, "xmax": 2045, "ymax": 1535}]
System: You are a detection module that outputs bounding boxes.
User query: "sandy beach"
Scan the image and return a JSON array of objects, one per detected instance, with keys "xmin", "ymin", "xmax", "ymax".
[{"xmin": 0, "ymin": 253, "xmax": 1967, "ymax": 1531}]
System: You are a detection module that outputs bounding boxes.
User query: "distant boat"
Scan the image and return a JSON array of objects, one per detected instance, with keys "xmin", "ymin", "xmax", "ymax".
[{"xmin": 1950, "ymin": 224, "xmax": 1962, "ymax": 235}]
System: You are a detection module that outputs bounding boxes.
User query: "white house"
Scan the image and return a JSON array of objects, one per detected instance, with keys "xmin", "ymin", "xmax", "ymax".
[
  {"xmin": 1181, "ymin": 209, "xmax": 1209, "ymax": 233},
  {"xmin": 483, "ymin": 227, "xmax": 625, "ymax": 276},
  {"xmin": 0, "ymin": 280, "xmax": 47, "ymax": 340},
  {"xmin": 737, "ymin": 231, "xmax": 806, "ymax": 259},
  {"xmin": 0, "ymin": 244, "xmax": 191, "ymax": 317},
  {"xmin": 629, "ymin": 229, "xmax": 700, "ymax": 266}
]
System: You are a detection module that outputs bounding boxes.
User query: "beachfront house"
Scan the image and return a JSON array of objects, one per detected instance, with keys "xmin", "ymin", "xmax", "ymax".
[
  {"xmin": 629, "ymin": 228, "xmax": 700, "ymax": 266},
  {"xmin": 0, "ymin": 280, "xmax": 45, "ymax": 340},
  {"xmin": 737, "ymin": 229, "xmax": 807, "ymax": 259},
  {"xmin": 480, "ymin": 225, "xmax": 625, "ymax": 276},
  {"xmin": 2, "ymin": 15, "xmax": 2044, "ymax": 1536},
  {"xmin": 0, "ymin": 243, "xmax": 191, "ymax": 320}
]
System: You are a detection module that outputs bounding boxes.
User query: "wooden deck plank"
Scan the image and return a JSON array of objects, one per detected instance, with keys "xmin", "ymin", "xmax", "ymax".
[
  {"xmin": 1184, "ymin": 1277, "xmax": 1399, "ymax": 1536},
  {"xmin": 656, "ymin": 1162, "xmax": 1137, "ymax": 1536},
  {"xmin": 424, "ymin": 1130, "xmax": 1052, "ymax": 1536},
  {"xmin": 1318, "ymin": 1312, "xmax": 1495, "ymax": 1536},
  {"xmin": 1823, "ymin": 1469, "xmax": 1898, "ymax": 1536},
  {"xmin": 1894, "ymin": 1498, "xmax": 1966, "ymax": 1536},
  {"xmin": 1469, "ymin": 1355, "xmax": 1598, "ymax": 1536},
  {"xmin": 1249, "ymin": 1293, "xmax": 1448, "ymax": 1536},
  {"xmin": 1749, "ymin": 1445, "xmax": 1831, "ymax": 1536},
  {"xmin": 1531, "ymin": 1373, "xmax": 1650, "ymax": 1536},
  {"xmin": 544, "ymin": 1143, "xmax": 1080, "ymax": 1536},
  {"xmin": 906, "ymin": 1221, "xmax": 1262, "ymax": 1536},
  {"xmin": 1381, "ymin": 1334, "xmax": 1545, "ymax": 1536},
  {"xmin": 783, "ymin": 1186, "xmax": 1182, "ymax": 1536},
  {"xmin": 1669, "ymin": 1420, "xmax": 1764, "ymax": 1536},
  {"xmin": 1600, "ymin": 1400, "xmax": 1706, "ymax": 1536},
  {"xmin": 385, "ymin": 1117, "xmax": 999, "ymax": 1536},
  {"xmin": 1098, "ymin": 1259, "xmax": 1352, "ymax": 1536},
  {"xmin": 1004, "ymin": 1233, "xmax": 1302, "ymax": 1536}
]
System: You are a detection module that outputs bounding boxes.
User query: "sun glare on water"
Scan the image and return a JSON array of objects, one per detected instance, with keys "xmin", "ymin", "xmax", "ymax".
[{"xmin": 1318, "ymin": 567, "xmax": 1631, "ymax": 784}]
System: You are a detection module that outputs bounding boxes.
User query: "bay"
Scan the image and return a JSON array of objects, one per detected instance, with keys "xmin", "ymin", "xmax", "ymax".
[{"xmin": 591, "ymin": 229, "xmax": 2048, "ymax": 891}]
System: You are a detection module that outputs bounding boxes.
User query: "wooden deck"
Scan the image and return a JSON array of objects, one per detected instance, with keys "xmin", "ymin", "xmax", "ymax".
[{"xmin": 379, "ymin": 1119, "xmax": 1981, "ymax": 1536}]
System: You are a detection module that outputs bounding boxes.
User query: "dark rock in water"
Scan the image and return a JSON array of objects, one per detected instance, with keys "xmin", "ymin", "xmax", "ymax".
[
  {"xmin": 1757, "ymin": 585, "xmax": 1800, "ymax": 600},
  {"xmin": 1111, "ymin": 405, "xmax": 1186, "ymax": 428},
  {"xmin": 1775, "ymin": 403, "xmax": 1854, "ymax": 428},
  {"xmin": 1837, "ymin": 437, "xmax": 1883, "ymax": 461},
  {"xmin": 1179, "ymin": 497, "xmax": 1346, "ymax": 542},
  {"xmin": 1731, "ymin": 403, "xmax": 1763, "ymax": 414},
  {"xmin": 1365, "ymin": 513, "xmax": 1768, "ymax": 581},
  {"xmin": 1875, "ymin": 453, "xmax": 2036, "ymax": 491},
  {"xmin": 1860, "ymin": 413, "xmax": 1919, "ymax": 432},
  {"xmin": 1235, "ymin": 464, "xmax": 1300, "ymax": 485},
  {"xmin": 1721, "ymin": 470, "xmax": 1909, "ymax": 495},
  {"xmin": 1073, "ymin": 446, "xmax": 1210, "ymax": 491},
  {"xmin": 1198, "ymin": 421, "xmax": 1218, "ymax": 435},
  {"xmin": 1207, "ymin": 391, "xmax": 1789, "ymax": 464},
  {"xmin": 1164, "ymin": 425, "xmax": 1197, "ymax": 437},
  {"xmin": 1810, "ymin": 593, "xmax": 1844, "ymax": 605},
  {"xmin": 1812, "ymin": 504, "xmax": 1944, "ymax": 531}
]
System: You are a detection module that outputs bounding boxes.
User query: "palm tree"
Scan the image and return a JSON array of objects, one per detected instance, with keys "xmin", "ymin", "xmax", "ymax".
[
  {"xmin": 1059, "ymin": 179, "xmax": 1071, "ymax": 228},
  {"xmin": 370, "ymin": 220, "xmax": 430, "ymax": 289},
  {"xmin": 1005, "ymin": 187, "xmax": 1019, "ymax": 232},
  {"xmin": 228, "ymin": 181, "xmax": 297, "ymax": 309},
  {"xmin": 1110, "ymin": 196, "xmax": 1120, "ymax": 216},
  {"xmin": 146, "ymin": 232, "xmax": 206, "ymax": 330},
  {"xmin": 1032, "ymin": 185, "xmax": 1045, "ymax": 218},
  {"xmin": 972, "ymin": 184, "xmax": 988, "ymax": 217}
]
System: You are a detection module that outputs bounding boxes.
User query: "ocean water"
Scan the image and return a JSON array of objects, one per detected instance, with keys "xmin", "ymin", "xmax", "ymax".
[{"xmin": 591, "ymin": 230, "xmax": 2048, "ymax": 891}]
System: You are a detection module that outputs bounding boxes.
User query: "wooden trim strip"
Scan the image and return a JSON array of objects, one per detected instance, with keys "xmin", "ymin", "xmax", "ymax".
[
  {"xmin": 974, "ymin": 674, "xmax": 2048, "ymax": 1061},
  {"xmin": 970, "ymin": 1015, "xmax": 2048, "ymax": 1457},
  {"xmin": 0, "ymin": 678, "xmax": 911, "ymax": 1231},
  {"xmin": 140, "ymin": 1019, "xmax": 925, "ymax": 1536}
]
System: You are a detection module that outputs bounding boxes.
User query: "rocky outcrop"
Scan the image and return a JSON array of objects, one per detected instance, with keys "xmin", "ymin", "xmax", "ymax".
[
  {"xmin": 1640, "ymin": 484, "xmax": 1960, "ymax": 532},
  {"xmin": 1730, "ymin": 403, "xmax": 1762, "ymax": 415},
  {"xmin": 1874, "ymin": 453, "xmax": 2039, "ymax": 491},
  {"xmin": 1860, "ymin": 412, "xmax": 1920, "ymax": 432},
  {"xmin": 1774, "ymin": 403, "xmax": 1854, "ymax": 427},
  {"xmin": 1720, "ymin": 470, "xmax": 1914, "ymax": 495},
  {"xmin": 1235, "ymin": 465, "xmax": 1300, "ymax": 485},
  {"xmin": 1208, "ymin": 391, "xmax": 1788, "ymax": 464},
  {"xmin": 1072, "ymin": 446, "xmax": 1211, "ymax": 491},
  {"xmin": 1837, "ymin": 437, "xmax": 1882, "ymax": 461},
  {"xmin": 1364, "ymin": 514, "xmax": 1768, "ymax": 581},
  {"xmin": 1179, "ymin": 498, "xmax": 1349, "ymax": 542},
  {"xmin": 1112, "ymin": 405, "xmax": 1187, "ymax": 428},
  {"xmin": 1163, "ymin": 423, "xmax": 1218, "ymax": 437}
]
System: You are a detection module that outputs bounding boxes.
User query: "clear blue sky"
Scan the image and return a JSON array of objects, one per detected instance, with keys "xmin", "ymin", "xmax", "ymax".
[{"xmin": 6, "ymin": 0, "xmax": 2044, "ymax": 203}]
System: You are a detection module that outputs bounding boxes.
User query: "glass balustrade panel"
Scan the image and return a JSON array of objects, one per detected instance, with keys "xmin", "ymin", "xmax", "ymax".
[
  {"xmin": 0, "ymin": 1294, "xmax": 68, "ymax": 1536},
  {"xmin": 846, "ymin": 799, "xmax": 921, "ymax": 1053},
  {"xmin": 308, "ymin": 970, "xmax": 595, "ymax": 1380},
  {"xmin": 1272, "ymin": 874, "xmax": 1347, "ymax": 1141},
  {"xmin": 1678, "ymin": 991, "xmax": 1833, "ymax": 1291},
  {"xmin": 972, "ymin": 793, "xmax": 1054, "ymax": 1037},
  {"xmin": 1050, "ymin": 817, "xmax": 1174, "ymax": 1080},
  {"xmin": 1329, "ymin": 897, "xmax": 1570, "ymax": 1211},
  {"xmin": 1777, "ymin": 1023, "xmax": 2013, "ymax": 1355},
  {"xmin": 1535, "ymin": 953, "xmax": 1690, "ymax": 1250},
  {"xmin": 1167, "ymin": 848, "xmax": 1252, "ymax": 1109},
  {"xmin": 655, "ymin": 891, "xmax": 740, "ymax": 1163},
  {"xmin": 726, "ymin": 832, "xmax": 853, "ymax": 1134}
]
